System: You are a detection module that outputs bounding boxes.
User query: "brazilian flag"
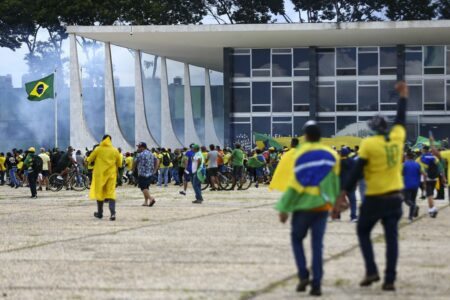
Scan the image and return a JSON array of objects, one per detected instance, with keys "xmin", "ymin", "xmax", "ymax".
[{"xmin": 25, "ymin": 74, "xmax": 54, "ymax": 101}]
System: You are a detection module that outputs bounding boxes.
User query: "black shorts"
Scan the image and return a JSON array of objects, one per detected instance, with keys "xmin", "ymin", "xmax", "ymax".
[
  {"xmin": 41, "ymin": 170, "xmax": 50, "ymax": 177},
  {"xmin": 138, "ymin": 176, "xmax": 152, "ymax": 191},
  {"xmin": 183, "ymin": 172, "xmax": 191, "ymax": 182},
  {"xmin": 426, "ymin": 181, "xmax": 436, "ymax": 197},
  {"xmin": 233, "ymin": 166, "xmax": 243, "ymax": 179},
  {"xmin": 207, "ymin": 168, "xmax": 218, "ymax": 177}
]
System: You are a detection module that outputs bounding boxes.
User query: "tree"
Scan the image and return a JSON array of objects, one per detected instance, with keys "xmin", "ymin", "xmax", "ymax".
[
  {"xmin": 437, "ymin": 0, "xmax": 450, "ymax": 19},
  {"xmin": 384, "ymin": 0, "xmax": 438, "ymax": 21}
]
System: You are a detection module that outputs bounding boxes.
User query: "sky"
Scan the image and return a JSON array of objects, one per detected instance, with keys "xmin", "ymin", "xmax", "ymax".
[{"xmin": 0, "ymin": 0, "xmax": 298, "ymax": 88}]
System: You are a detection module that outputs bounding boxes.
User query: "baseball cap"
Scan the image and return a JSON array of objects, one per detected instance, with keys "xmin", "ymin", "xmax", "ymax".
[{"xmin": 137, "ymin": 142, "xmax": 147, "ymax": 148}]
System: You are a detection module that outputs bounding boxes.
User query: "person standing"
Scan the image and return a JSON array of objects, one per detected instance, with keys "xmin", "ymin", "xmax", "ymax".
[
  {"xmin": 134, "ymin": 142, "xmax": 159, "ymax": 207},
  {"xmin": 88, "ymin": 135, "xmax": 122, "ymax": 221},
  {"xmin": 0, "ymin": 153, "xmax": 6, "ymax": 186},
  {"xmin": 180, "ymin": 144, "xmax": 195, "ymax": 196},
  {"xmin": 339, "ymin": 147, "xmax": 358, "ymax": 222},
  {"xmin": 38, "ymin": 148, "xmax": 51, "ymax": 191},
  {"xmin": 403, "ymin": 151, "xmax": 422, "ymax": 222},
  {"xmin": 5, "ymin": 152, "xmax": 19, "ymax": 188},
  {"xmin": 23, "ymin": 147, "xmax": 42, "ymax": 199},
  {"xmin": 157, "ymin": 148, "xmax": 171, "ymax": 187},
  {"xmin": 230, "ymin": 144, "xmax": 245, "ymax": 189},
  {"xmin": 418, "ymin": 145, "xmax": 439, "ymax": 217},
  {"xmin": 335, "ymin": 81, "xmax": 408, "ymax": 291},
  {"xmin": 276, "ymin": 121, "xmax": 340, "ymax": 296},
  {"xmin": 206, "ymin": 144, "xmax": 220, "ymax": 191},
  {"xmin": 191, "ymin": 144, "xmax": 204, "ymax": 204}
]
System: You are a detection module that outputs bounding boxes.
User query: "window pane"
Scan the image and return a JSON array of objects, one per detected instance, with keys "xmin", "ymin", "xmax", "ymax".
[
  {"xmin": 231, "ymin": 88, "xmax": 250, "ymax": 113},
  {"xmin": 358, "ymin": 53, "xmax": 378, "ymax": 75},
  {"xmin": 336, "ymin": 116, "xmax": 357, "ymax": 132},
  {"xmin": 337, "ymin": 80, "xmax": 356, "ymax": 103},
  {"xmin": 336, "ymin": 48, "xmax": 356, "ymax": 68},
  {"xmin": 272, "ymin": 123, "xmax": 292, "ymax": 137},
  {"xmin": 294, "ymin": 81, "xmax": 309, "ymax": 104},
  {"xmin": 252, "ymin": 82, "xmax": 270, "ymax": 104},
  {"xmin": 447, "ymin": 85, "xmax": 450, "ymax": 110},
  {"xmin": 252, "ymin": 117, "xmax": 271, "ymax": 135},
  {"xmin": 294, "ymin": 117, "xmax": 309, "ymax": 136},
  {"xmin": 230, "ymin": 123, "xmax": 251, "ymax": 147},
  {"xmin": 447, "ymin": 52, "xmax": 450, "ymax": 75},
  {"xmin": 424, "ymin": 79, "xmax": 445, "ymax": 103},
  {"xmin": 294, "ymin": 48, "xmax": 309, "ymax": 69},
  {"xmin": 406, "ymin": 52, "xmax": 422, "ymax": 75},
  {"xmin": 232, "ymin": 55, "xmax": 250, "ymax": 77},
  {"xmin": 272, "ymin": 54, "xmax": 292, "ymax": 77},
  {"xmin": 252, "ymin": 49, "xmax": 270, "ymax": 70},
  {"xmin": 252, "ymin": 106, "xmax": 271, "ymax": 112},
  {"xmin": 380, "ymin": 80, "xmax": 397, "ymax": 103},
  {"xmin": 424, "ymin": 46, "xmax": 444, "ymax": 67},
  {"xmin": 318, "ymin": 53, "xmax": 335, "ymax": 76},
  {"xmin": 272, "ymin": 87, "xmax": 292, "ymax": 112},
  {"xmin": 408, "ymin": 85, "xmax": 423, "ymax": 111},
  {"xmin": 358, "ymin": 86, "xmax": 378, "ymax": 111},
  {"xmin": 318, "ymin": 86, "xmax": 335, "ymax": 112},
  {"xmin": 320, "ymin": 123, "xmax": 335, "ymax": 137},
  {"xmin": 380, "ymin": 47, "xmax": 397, "ymax": 68}
]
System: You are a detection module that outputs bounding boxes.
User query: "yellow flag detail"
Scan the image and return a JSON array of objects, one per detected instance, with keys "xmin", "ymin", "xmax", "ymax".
[{"xmin": 29, "ymin": 81, "xmax": 49, "ymax": 98}]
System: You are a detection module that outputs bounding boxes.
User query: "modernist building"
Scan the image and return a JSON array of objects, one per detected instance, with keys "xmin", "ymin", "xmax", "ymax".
[{"xmin": 67, "ymin": 20, "xmax": 450, "ymax": 150}]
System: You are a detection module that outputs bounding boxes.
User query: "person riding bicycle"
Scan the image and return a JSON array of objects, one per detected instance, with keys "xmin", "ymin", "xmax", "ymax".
[{"xmin": 55, "ymin": 146, "xmax": 77, "ymax": 182}]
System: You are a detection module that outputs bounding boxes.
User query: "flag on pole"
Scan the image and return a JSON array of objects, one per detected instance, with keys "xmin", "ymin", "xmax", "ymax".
[{"xmin": 24, "ymin": 74, "xmax": 54, "ymax": 101}]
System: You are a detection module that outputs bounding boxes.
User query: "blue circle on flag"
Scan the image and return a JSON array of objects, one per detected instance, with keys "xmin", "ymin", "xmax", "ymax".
[
  {"xmin": 295, "ymin": 150, "xmax": 336, "ymax": 186},
  {"xmin": 36, "ymin": 84, "xmax": 45, "ymax": 95}
]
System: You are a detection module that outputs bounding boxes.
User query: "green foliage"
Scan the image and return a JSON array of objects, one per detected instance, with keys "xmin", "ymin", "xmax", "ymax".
[{"xmin": 384, "ymin": 0, "xmax": 438, "ymax": 21}]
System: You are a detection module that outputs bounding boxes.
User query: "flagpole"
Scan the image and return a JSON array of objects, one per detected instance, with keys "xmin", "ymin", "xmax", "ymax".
[{"xmin": 54, "ymin": 68, "xmax": 58, "ymax": 149}]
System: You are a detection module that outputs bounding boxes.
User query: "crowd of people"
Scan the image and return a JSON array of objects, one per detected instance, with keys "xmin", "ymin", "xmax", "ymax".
[{"xmin": 1, "ymin": 81, "xmax": 450, "ymax": 296}]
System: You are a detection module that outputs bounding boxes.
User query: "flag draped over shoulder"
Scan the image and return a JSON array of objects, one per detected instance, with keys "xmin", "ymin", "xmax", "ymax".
[
  {"xmin": 25, "ymin": 74, "xmax": 54, "ymax": 101},
  {"xmin": 275, "ymin": 142, "xmax": 340, "ymax": 212},
  {"xmin": 269, "ymin": 148, "xmax": 296, "ymax": 192}
]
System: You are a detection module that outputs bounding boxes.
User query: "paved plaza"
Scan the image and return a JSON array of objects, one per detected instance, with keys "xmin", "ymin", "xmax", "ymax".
[{"xmin": 0, "ymin": 185, "xmax": 449, "ymax": 300}]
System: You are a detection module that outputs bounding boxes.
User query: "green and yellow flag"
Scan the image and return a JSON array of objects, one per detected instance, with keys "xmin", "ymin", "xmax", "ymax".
[{"xmin": 25, "ymin": 74, "xmax": 54, "ymax": 101}]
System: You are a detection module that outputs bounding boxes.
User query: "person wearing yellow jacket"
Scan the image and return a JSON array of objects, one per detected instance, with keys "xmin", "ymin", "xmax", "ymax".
[{"xmin": 87, "ymin": 135, "xmax": 122, "ymax": 221}]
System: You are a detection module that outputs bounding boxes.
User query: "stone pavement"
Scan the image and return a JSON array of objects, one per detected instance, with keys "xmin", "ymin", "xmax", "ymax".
[{"xmin": 0, "ymin": 184, "xmax": 448, "ymax": 300}]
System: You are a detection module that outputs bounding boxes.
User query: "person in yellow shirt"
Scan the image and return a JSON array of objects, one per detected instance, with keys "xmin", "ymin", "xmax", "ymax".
[
  {"xmin": 335, "ymin": 81, "xmax": 408, "ymax": 292},
  {"xmin": 0, "ymin": 153, "xmax": 6, "ymax": 185},
  {"xmin": 223, "ymin": 148, "xmax": 232, "ymax": 166},
  {"xmin": 431, "ymin": 140, "xmax": 450, "ymax": 205},
  {"xmin": 125, "ymin": 153, "xmax": 134, "ymax": 184},
  {"xmin": 157, "ymin": 148, "xmax": 171, "ymax": 187}
]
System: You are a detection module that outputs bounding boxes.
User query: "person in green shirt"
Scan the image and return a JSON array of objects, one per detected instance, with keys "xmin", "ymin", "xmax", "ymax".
[{"xmin": 231, "ymin": 143, "xmax": 245, "ymax": 189}]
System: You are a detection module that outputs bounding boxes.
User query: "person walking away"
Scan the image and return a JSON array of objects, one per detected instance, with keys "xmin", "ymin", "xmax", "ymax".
[
  {"xmin": 171, "ymin": 149, "xmax": 182, "ymax": 186},
  {"xmin": 191, "ymin": 144, "xmax": 205, "ymax": 204},
  {"xmin": 180, "ymin": 144, "xmax": 195, "ymax": 196},
  {"xmin": 134, "ymin": 142, "xmax": 159, "ymax": 207},
  {"xmin": 230, "ymin": 144, "xmax": 245, "ymax": 189},
  {"xmin": 0, "ymin": 153, "xmax": 6, "ymax": 185},
  {"xmin": 276, "ymin": 121, "xmax": 340, "ymax": 296},
  {"xmin": 206, "ymin": 144, "xmax": 220, "ymax": 190},
  {"xmin": 125, "ymin": 153, "xmax": 134, "ymax": 185},
  {"xmin": 335, "ymin": 81, "xmax": 409, "ymax": 291},
  {"xmin": 157, "ymin": 148, "xmax": 171, "ymax": 187},
  {"xmin": 403, "ymin": 151, "xmax": 422, "ymax": 222},
  {"xmin": 88, "ymin": 135, "xmax": 122, "ymax": 221},
  {"xmin": 5, "ymin": 152, "xmax": 19, "ymax": 188},
  {"xmin": 247, "ymin": 149, "xmax": 266, "ymax": 188},
  {"xmin": 338, "ymin": 147, "xmax": 358, "ymax": 222},
  {"xmin": 23, "ymin": 147, "xmax": 43, "ymax": 199},
  {"xmin": 431, "ymin": 141, "xmax": 450, "ymax": 204},
  {"xmin": 38, "ymin": 148, "xmax": 51, "ymax": 191},
  {"xmin": 418, "ymin": 145, "xmax": 439, "ymax": 217}
]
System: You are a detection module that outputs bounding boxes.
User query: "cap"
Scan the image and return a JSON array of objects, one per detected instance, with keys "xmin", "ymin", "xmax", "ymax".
[
  {"xmin": 137, "ymin": 142, "xmax": 147, "ymax": 149},
  {"xmin": 28, "ymin": 147, "xmax": 36, "ymax": 153},
  {"xmin": 269, "ymin": 147, "xmax": 275, "ymax": 151},
  {"xmin": 192, "ymin": 144, "xmax": 200, "ymax": 149}
]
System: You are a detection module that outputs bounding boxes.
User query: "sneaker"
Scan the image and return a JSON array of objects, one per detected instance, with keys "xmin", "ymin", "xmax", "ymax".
[
  {"xmin": 57, "ymin": 176, "xmax": 63, "ymax": 181},
  {"xmin": 296, "ymin": 279, "xmax": 310, "ymax": 292},
  {"xmin": 309, "ymin": 287, "xmax": 322, "ymax": 296},
  {"xmin": 192, "ymin": 200, "xmax": 203, "ymax": 204},
  {"xmin": 179, "ymin": 191, "xmax": 186, "ymax": 196},
  {"xmin": 110, "ymin": 214, "xmax": 116, "ymax": 221},
  {"xmin": 360, "ymin": 274, "xmax": 380, "ymax": 287},
  {"xmin": 30, "ymin": 195, "xmax": 37, "ymax": 199},
  {"xmin": 413, "ymin": 206, "xmax": 419, "ymax": 218},
  {"xmin": 382, "ymin": 283, "xmax": 396, "ymax": 291},
  {"xmin": 351, "ymin": 218, "xmax": 358, "ymax": 223},
  {"xmin": 94, "ymin": 212, "xmax": 103, "ymax": 219},
  {"xmin": 15, "ymin": 185, "xmax": 19, "ymax": 189},
  {"xmin": 430, "ymin": 211, "xmax": 438, "ymax": 218}
]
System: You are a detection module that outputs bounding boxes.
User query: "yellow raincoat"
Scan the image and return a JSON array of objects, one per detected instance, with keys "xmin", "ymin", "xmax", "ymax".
[{"xmin": 87, "ymin": 137, "xmax": 122, "ymax": 201}]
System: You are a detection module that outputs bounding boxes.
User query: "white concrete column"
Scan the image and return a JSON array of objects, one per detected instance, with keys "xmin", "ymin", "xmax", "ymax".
[
  {"xmin": 204, "ymin": 69, "xmax": 222, "ymax": 146},
  {"xmin": 104, "ymin": 42, "xmax": 133, "ymax": 152},
  {"xmin": 184, "ymin": 64, "xmax": 201, "ymax": 146},
  {"xmin": 69, "ymin": 33, "xmax": 97, "ymax": 150},
  {"xmin": 135, "ymin": 50, "xmax": 159, "ymax": 147},
  {"xmin": 160, "ymin": 57, "xmax": 183, "ymax": 148}
]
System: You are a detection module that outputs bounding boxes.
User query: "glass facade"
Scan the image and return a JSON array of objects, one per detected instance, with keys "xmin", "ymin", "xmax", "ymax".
[{"xmin": 229, "ymin": 45, "xmax": 450, "ymax": 143}]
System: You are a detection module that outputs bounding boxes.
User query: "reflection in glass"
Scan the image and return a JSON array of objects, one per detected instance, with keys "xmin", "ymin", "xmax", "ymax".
[
  {"xmin": 320, "ymin": 123, "xmax": 335, "ymax": 138},
  {"xmin": 380, "ymin": 80, "xmax": 397, "ymax": 103},
  {"xmin": 408, "ymin": 85, "xmax": 422, "ymax": 111},
  {"xmin": 111, "ymin": 45, "xmax": 135, "ymax": 146},
  {"xmin": 252, "ymin": 117, "xmax": 271, "ymax": 135},
  {"xmin": 272, "ymin": 87, "xmax": 292, "ymax": 112},
  {"xmin": 293, "ymin": 48, "xmax": 309, "ymax": 69},
  {"xmin": 424, "ymin": 79, "xmax": 445, "ymax": 103},
  {"xmin": 252, "ymin": 49, "xmax": 270, "ymax": 69},
  {"xmin": 318, "ymin": 53, "xmax": 335, "ymax": 76},
  {"xmin": 337, "ymin": 80, "xmax": 356, "ymax": 103},
  {"xmin": 272, "ymin": 123, "xmax": 292, "ymax": 137},
  {"xmin": 380, "ymin": 47, "xmax": 397, "ymax": 68},
  {"xmin": 189, "ymin": 65, "xmax": 206, "ymax": 143},
  {"xmin": 358, "ymin": 53, "xmax": 378, "ymax": 75},
  {"xmin": 294, "ymin": 117, "xmax": 309, "ymax": 136},
  {"xmin": 337, "ymin": 116, "xmax": 357, "ymax": 132},
  {"xmin": 252, "ymin": 82, "xmax": 271, "ymax": 104},
  {"xmin": 231, "ymin": 88, "xmax": 251, "ymax": 113},
  {"xmin": 318, "ymin": 86, "xmax": 335, "ymax": 112},
  {"xmin": 272, "ymin": 54, "xmax": 292, "ymax": 77},
  {"xmin": 210, "ymin": 70, "xmax": 224, "ymax": 143},
  {"xmin": 424, "ymin": 46, "xmax": 445, "ymax": 67},
  {"xmin": 77, "ymin": 37, "xmax": 105, "ymax": 141},
  {"xmin": 405, "ymin": 52, "xmax": 422, "ymax": 75},
  {"xmin": 231, "ymin": 55, "xmax": 250, "ymax": 77},
  {"xmin": 336, "ymin": 48, "xmax": 356, "ymax": 68},
  {"xmin": 294, "ymin": 81, "xmax": 309, "ymax": 104},
  {"xmin": 358, "ymin": 86, "xmax": 378, "ymax": 111},
  {"xmin": 141, "ymin": 52, "xmax": 161, "ymax": 144}
]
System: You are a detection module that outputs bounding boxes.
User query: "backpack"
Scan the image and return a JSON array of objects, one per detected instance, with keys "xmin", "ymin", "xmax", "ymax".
[
  {"xmin": 427, "ymin": 159, "xmax": 439, "ymax": 180},
  {"xmin": 32, "ymin": 155, "xmax": 43, "ymax": 173},
  {"xmin": 162, "ymin": 153, "xmax": 171, "ymax": 167}
]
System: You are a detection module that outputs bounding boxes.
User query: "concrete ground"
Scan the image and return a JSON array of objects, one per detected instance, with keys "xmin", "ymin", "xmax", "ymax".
[{"xmin": 0, "ymin": 183, "xmax": 448, "ymax": 300}]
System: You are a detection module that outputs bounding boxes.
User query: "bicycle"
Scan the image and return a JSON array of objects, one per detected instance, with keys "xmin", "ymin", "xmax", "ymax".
[{"xmin": 49, "ymin": 165, "xmax": 90, "ymax": 192}]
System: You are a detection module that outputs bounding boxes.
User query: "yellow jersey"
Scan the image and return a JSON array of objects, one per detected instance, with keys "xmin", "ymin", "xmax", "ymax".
[
  {"xmin": 0, "ymin": 156, "xmax": 5, "ymax": 171},
  {"xmin": 359, "ymin": 125, "xmax": 405, "ymax": 196},
  {"xmin": 125, "ymin": 156, "xmax": 134, "ymax": 171}
]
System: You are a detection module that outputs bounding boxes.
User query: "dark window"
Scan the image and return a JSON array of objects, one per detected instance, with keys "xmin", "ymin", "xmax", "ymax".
[
  {"xmin": 318, "ymin": 86, "xmax": 335, "ymax": 112},
  {"xmin": 424, "ymin": 104, "xmax": 445, "ymax": 111},
  {"xmin": 380, "ymin": 104, "xmax": 397, "ymax": 111},
  {"xmin": 272, "ymin": 123, "xmax": 292, "ymax": 137},
  {"xmin": 273, "ymin": 116, "xmax": 292, "ymax": 122},
  {"xmin": 294, "ymin": 117, "xmax": 309, "ymax": 136},
  {"xmin": 252, "ymin": 82, "xmax": 270, "ymax": 105},
  {"xmin": 408, "ymin": 85, "xmax": 423, "ymax": 111},
  {"xmin": 405, "ymin": 52, "xmax": 422, "ymax": 75},
  {"xmin": 252, "ymin": 105, "xmax": 271, "ymax": 112},
  {"xmin": 294, "ymin": 70, "xmax": 309, "ymax": 76},
  {"xmin": 380, "ymin": 80, "xmax": 397, "ymax": 103},
  {"xmin": 294, "ymin": 105, "xmax": 309, "ymax": 112},
  {"xmin": 230, "ymin": 123, "xmax": 251, "ymax": 145},
  {"xmin": 318, "ymin": 53, "xmax": 335, "ymax": 76},
  {"xmin": 336, "ymin": 48, "xmax": 356, "ymax": 68},
  {"xmin": 252, "ymin": 70, "xmax": 271, "ymax": 77},
  {"xmin": 272, "ymin": 54, "xmax": 292, "ymax": 77},
  {"xmin": 424, "ymin": 46, "xmax": 444, "ymax": 67},
  {"xmin": 294, "ymin": 81, "xmax": 309, "ymax": 104},
  {"xmin": 447, "ymin": 85, "xmax": 450, "ymax": 110},
  {"xmin": 231, "ymin": 88, "xmax": 250, "ymax": 113},
  {"xmin": 337, "ymin": 104, "xmax": 357, "ymax": 111},
  {"xmin": 424, "ymin": 68, "xmax": 445, "ymax": 75},
  {"xmin": 337, "ymin": 80, "xmax": 356, "ymax": 103},
  {"xmin": 337, "ymin": 69, "xmax": 356, "ymax": 76},
  {"xmin": 424, "ymin": 79, "xmax": 445, "ymax": 103},
  {"xmin": 252, "ymin": 117, "xmax": 271, "ymax": 135},
  {"xmin": 272, "ymin": 87, "xmax": 292, "ymax": 112},
  {"xmin": 337, "ymin": 116, "xmax": 357, "ymax": 132},
  {"xmin": 294, "ymin": 48, "xmax": 309, "ymax": 69},
  {"xmin": 358, "ymin": 86, "xmax": 378, "ymax": 111},
  {"xmin": 358, "ymin": 53, "xmax": 378, "ymax": 76},
  {"xmin": 231, "ymin": 55, "xmax": 250, "ymax": 77},
  {"xmin": 252, "ymin": 49, "xmax": 270, "ymax": 69},
  {"xmin": 380, "ymin": 47, "xmax": 397, "ymax": 68},
  {"xmin": 320, "ymin": 123, "xmax": 335, "ymax": 137}
]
